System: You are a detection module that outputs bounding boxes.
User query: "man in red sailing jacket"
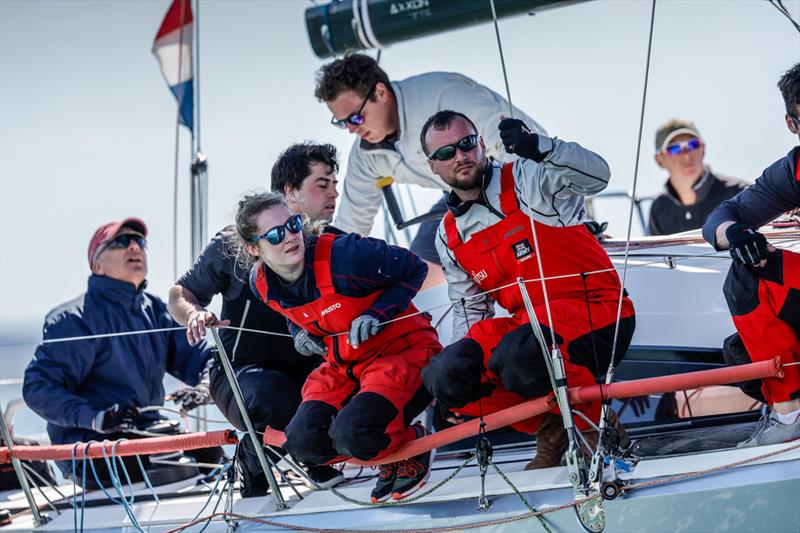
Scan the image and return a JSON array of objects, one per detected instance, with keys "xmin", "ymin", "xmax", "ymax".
[
  {"xmin": 702, "ymin": 62, "xmax": 800, "ymax": 447},
  {"xmin": 419, "ymin": 110, "xmax": 635, "ymax": 468}
]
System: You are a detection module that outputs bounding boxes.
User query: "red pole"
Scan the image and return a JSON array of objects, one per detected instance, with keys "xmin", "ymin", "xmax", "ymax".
[
  {"xmin": 1, "ymin": 430, "xmax": 237, "ymax": 464},
  {"xmin": 265, "ymin": 358, "xmax": 782, "ymax": 466}
]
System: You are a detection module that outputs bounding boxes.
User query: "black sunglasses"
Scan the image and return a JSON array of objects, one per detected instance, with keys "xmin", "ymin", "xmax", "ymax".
[
  {"xmin": 330, "ymin": 84, "xmax": 376, "ymax": 129},
  {"xmin": 427, "ymin": 134, "xmax": 480, "ymax": 161},
  {"xmin": 251, "ymin": 214, "xmax": 303, "ymax": 245},
  {"xmin": 106, "ymin": 234, "xmax": 147, "ymax": 251}
]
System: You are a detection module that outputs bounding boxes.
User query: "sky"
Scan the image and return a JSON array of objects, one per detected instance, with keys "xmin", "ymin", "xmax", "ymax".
[{"xmin": 1, "ymin": 0, "xmax": 798, "ymax": 338}]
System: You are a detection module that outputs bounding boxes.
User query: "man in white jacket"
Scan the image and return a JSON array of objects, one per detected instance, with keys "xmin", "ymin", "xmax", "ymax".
[{"xmin": 315, "ymin": 53, "xmax": 546, "ymax": 287}]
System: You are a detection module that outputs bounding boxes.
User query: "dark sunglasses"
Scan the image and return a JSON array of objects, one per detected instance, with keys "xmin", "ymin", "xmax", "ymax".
[
  {"xmin": 106, "ymin": 234, "xmax": 147, "ymax": 251},
  {"xmin": 251, "ymin": 214, "xmax": 303, "ymax": 245},
  {"xmin": 330, "ymin": 84, "xmax": 376, "ymax": 129},
  {"xmin": 664, "ymin": 138, "xmax": 701, "ymax": 156},
  {"xmin": 428, "ymin": 134, "xmax": 480, "ymax": 161}
]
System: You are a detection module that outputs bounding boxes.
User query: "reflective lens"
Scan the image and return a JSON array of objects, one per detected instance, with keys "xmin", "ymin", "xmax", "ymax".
[
  {"xmin": 428, "ymin": 135, "xmax": 480, "ymax": 161},
  {"xmin": 330, "ymin": 85, "xmax": 376, "ymax": 129},
  {"xmin": 106, "ymin": 234, "xmax": 147, "ymax": 251},
  {"xmin": 665, "ymin": 138, "xmax": 701, "ymax": 156},
  {"xmin": 252, "ymin": 214, "xmax": 304, "ymax": 245}
]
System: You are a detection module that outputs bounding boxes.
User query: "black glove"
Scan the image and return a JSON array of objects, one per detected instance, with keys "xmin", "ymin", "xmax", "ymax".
[
  {"xmin": 169, "ymin": 385, "xmax": 212, "ymax": 412},
  {"xmin": 725, "ymin": 223, "xmax": 769, "ymax": 266},
  {"xmin": 498, "ymin": 118, "xmax": 544, "ymax": 161},
  {"xmin": 93, "ymin": 404, "xmax": 139, "ymax": 433},
  {"xmin": 620, "ymin": 395, "xmax": 651, "ymax": 418}
]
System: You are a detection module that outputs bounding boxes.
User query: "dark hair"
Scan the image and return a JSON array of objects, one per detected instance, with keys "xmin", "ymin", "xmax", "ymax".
[
  {"xmin": 419, "ymin": 110, "xmax": 479, "ymax": 156},
  {"xmin": 778, "ymin": 62, "xmax": 800, "ymax": 118},
  {"xmin": 314, "ymin": 53, "xmax": 391, "ymax": 102},
  {"xmin": 271, "ymin": 143, "xmax": 339, "ymax": 193},
  {"xmin": 230, "ymin": 192, "xmax": 289, "ymax": 272}
]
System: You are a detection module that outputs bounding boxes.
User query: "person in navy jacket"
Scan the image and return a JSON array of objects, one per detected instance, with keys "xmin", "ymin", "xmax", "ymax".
[
  {"xmin": 23, "ymin": 218, "xmax": 214, "ymax": 479},
  {"xmin": 702, "ymin": 62, "xmax": 800, "ymax": 447},
  {"xmin": 238, "ymin": 192, "xmax": 442, "ymax": 503}
]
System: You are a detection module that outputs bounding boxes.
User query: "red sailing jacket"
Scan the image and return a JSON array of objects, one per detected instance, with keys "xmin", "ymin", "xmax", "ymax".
[
  {"xmin": 252, "ymin": 233, "xmax": 437, "ymax": 380},
  {"xmin": 443, "ymin": 162, "xmax": 627, "ymax": 318}
]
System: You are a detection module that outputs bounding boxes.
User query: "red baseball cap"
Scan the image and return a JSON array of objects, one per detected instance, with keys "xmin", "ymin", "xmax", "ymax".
[{"xmin": 87, "ymin": 218, "xmax": 148, "ymax": 268}]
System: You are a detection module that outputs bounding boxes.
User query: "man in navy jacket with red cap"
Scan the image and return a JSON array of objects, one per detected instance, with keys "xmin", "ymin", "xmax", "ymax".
[{"xmin": 23, "ymin": 218, "xmax": 214, "ymax": 479}]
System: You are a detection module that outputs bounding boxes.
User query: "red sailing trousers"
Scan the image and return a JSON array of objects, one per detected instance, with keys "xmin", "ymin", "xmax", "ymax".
[{"xmin": 725, "ymin": 248, "xmax": 800, "ymax": 405}]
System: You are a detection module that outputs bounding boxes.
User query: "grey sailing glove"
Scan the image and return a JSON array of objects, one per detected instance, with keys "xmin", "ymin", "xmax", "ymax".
[
  {"xmin": 294, "ymin": 329, "xmax": 327, "ymax": 357},
  {"xmin": 348, "ymin": 315, "xmax": 381, "ymax": 348}
]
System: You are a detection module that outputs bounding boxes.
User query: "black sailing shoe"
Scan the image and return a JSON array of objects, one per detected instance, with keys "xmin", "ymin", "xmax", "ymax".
[
  {"xmin": 391, "ymin": 423, "xmax": 434, "ymax": 501},
  {"xmin": 306, "ymin": 465, "xmax": 345, "ymax": 490},
  {"xmin": 370, "ymin": 462, "xmax": 397, "ymax": 503}
]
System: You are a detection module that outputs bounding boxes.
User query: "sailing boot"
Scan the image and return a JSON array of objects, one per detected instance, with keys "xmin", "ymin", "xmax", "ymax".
[
  {"xmin": 525, "ymin": 413, "xmax": 568, "ymax": 470},
  {"xmin": 306, "ymin": 465, "xmax": 345, "ymax": 490},
  {"xmin": 391, "ymin": 423, "xmax": 435, "ymax": 501},
  {"xmin": 370, "ymin": 462, "xmax": 397, "ymax": 503}
]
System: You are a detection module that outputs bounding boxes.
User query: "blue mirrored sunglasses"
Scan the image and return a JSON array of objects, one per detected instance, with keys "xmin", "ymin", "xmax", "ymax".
[
  {"xmin": 664, "ymin": 138, "xmax": 701, "ymax": 156},
  {"xmin": 106, "ymin": 234, "xmax": 147, "ymax": 251},
  {"xmin": 251, "ymin": 214, "xmax": 303, "ymax": 245},
  {"xmin": 428, "ymin": 134, "xmax": 479, "ymax": 161},
  {"xmin": 330, "ymin": 84, "xmax": 376, "ymax": 129}
]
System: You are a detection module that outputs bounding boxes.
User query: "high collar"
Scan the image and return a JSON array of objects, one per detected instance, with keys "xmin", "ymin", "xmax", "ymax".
[
  {"xmin": 445, "ymin": 159, "xmax": 497, "ymax": 216},
  {"xmin": 87, "ymin": 274, "xmax": 147, "ymax": 306},
  {"xmin": 664, "ymin": 168, "xmax": 714, "ymax": 205}
]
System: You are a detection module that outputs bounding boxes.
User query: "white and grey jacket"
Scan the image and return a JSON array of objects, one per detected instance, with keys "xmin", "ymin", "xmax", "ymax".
[
  {"xmin": 333, "ymin": 71, "xmax": 547, "ymax": 236},
  {"xmin": 435, "ymin": 137, "xmax": 611, "ymax": 342}
]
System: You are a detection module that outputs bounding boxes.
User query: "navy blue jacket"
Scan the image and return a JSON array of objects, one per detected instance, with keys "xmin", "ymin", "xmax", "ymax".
[
  {"xmin": 23, "ymin": 275, "xmax": 212, "ymax": 447},
  {"xmin": 703, "ymin": 147, "xmax": 800, "ymax": 249},
  {"xmin": 249, "ymin": 233, "xmax": 427, "ymax": 335}
]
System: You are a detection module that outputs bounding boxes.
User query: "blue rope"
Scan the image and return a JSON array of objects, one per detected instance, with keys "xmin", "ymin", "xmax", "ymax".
[
  {"xmin": 197, "ymin": 465, "xmax": 232, "ymax": 533},
  {"xmin": 186, "ymin": 463, "xmax": 231, "ymax": 529},
  {"xmin": 102, "ymin": 439, "xmax": 142, "ymax": 531},
  {"xmin": 134, "ymin": 454, "xmax": 160, "ymax": 505}
]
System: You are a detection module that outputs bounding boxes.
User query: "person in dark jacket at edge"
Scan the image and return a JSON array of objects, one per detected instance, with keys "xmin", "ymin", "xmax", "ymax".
[
  {"xmin": 648, "ymin": 119, "xmax": 747, "ymax": 236},
  {"xmin": 168, "ymin": 143, "xmax": 345, "ymax": 496},
  {"xmin": 702, "ymin": 62, "xmax": 800, "ymax": 447},
  {"xmin": 419, "ymin": 111, "xmax": 635, "ymax": 470},
  {"xmin": 23, "ymin": 218, "xmax": 220, "ymax": 484},
  {"xmin": 238, "ymin": 192, "xmax": 442, "ymax": 503}
]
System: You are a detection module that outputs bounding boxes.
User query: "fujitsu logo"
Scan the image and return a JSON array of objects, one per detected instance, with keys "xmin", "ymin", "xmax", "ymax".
[
  {"xmin": 320, "ymin": 302, "xmax": 342, "ymax": 316},
  {"xmin": 471, "ymin": 269, "xmax": 488, "ymax": 285}
]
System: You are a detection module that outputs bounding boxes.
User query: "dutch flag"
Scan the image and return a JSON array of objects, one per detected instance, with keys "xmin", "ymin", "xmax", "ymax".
[{"xmin": 152, "ymin": 0, "xmax": 193, "ymax": 131}]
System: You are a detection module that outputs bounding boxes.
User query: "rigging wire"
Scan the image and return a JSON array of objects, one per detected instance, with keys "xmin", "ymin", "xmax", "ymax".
[
  {"xmin": 769, "ymin": 0, "xmax": 800, "ymax": 33},
  {"xmin": 603, "ymin": 0, "xmax": 658, "ymax": 405}
]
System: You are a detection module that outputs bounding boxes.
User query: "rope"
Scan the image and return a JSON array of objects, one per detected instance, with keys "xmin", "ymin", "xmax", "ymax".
[
  {"xmin": 139, "ymin": 405, "xmax": 229, "ymax": 424},
  {"xmin": 597, "ymin": 0, "xmax": 658, "ymax": 458},
  {"xmin": 164, "ymin": 440, "xmax": 800, "ymax": 533},
  {"xmin": 488, "ymin": 459, "xmax": 552, "ymax": 533},
  {"xmin": 2, "ymin": 234, "xmax": 796, "ymax": 350}
]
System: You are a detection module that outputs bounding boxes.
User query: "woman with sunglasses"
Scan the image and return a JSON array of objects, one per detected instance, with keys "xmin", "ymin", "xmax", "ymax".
[{"xmin": 234, "ymin": 192, "xmax": 442, "ymax": 503}]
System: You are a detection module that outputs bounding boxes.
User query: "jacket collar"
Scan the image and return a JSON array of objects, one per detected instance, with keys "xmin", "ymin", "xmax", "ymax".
[
  {"xmin": 88, "ymin": 274, "xmax": 147, "ymax": 306},
  {"xmin": 664, "ymin": 168, "xmax": 714, "ymax": 205},
  {"xmin": 445, "ymin": 160, "xmax": 497, "ymax": 216}
]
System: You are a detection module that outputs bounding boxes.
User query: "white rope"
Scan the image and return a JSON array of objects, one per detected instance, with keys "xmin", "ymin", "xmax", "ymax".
[{"xmin": 604, "ymin": 0, "xmax": 658, "ymax": 391}]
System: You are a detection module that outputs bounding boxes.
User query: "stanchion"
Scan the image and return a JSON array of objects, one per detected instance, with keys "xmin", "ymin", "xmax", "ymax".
[
  {"xmin": 0, "ymin": 404, "xmax": 49, "ymax": 525},
  {"xmin": 208, "ymin": 326, "xmax": 287, "ymax": 510}
]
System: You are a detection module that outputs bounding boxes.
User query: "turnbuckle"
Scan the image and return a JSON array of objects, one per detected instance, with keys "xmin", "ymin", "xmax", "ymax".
[{"xmin": 475, "ymin": 435, "xmax": 493, "ymax": 512}]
